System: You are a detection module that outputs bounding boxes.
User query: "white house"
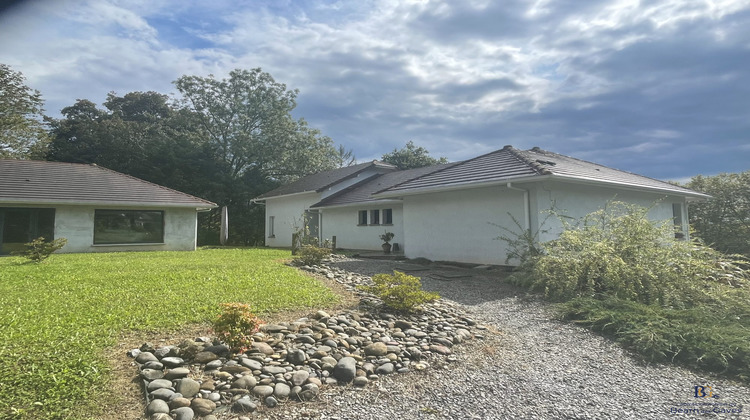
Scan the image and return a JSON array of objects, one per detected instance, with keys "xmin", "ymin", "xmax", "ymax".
[
  {"xmin": 0, "ymin": 160, "xmax": 217, "ymax": 254},
  {"xmin": 253, "ymin": 145, "xmax": 708, "ymax": 265}
]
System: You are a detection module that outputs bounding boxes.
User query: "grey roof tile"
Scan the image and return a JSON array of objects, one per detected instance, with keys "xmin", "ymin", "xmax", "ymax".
[
  {"xmin": 255, "ymin": 160, "xmax": 397, "ymax": 200},
  {"xmin": 0, "ymin": 160, "xmax": 217, "ymax": 207},
  {"xmin": 310, "ymin": 162, "xmax": 460, "ymax": 208}
]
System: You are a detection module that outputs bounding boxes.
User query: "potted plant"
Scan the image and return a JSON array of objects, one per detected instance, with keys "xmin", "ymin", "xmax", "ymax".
[{"xmin": 380, "ymin": 231, "xmax": 395, "ymax": 254}]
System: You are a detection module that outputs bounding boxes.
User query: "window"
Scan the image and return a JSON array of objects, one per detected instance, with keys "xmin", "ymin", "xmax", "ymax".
[
  {"xmin": 94, "ymin": 210, "xmax": 164, "ymax": 244},
  {"xmin": 268, "ymin": 216, "xmax": 275, "ymax": 238},
  {"xmin": 383, "ymin": 208, "xmax": 393, "ymax": 225},
  {"xmin": 358, "ymin": 210, "xmax": 368, "ymax": 226},
  {"xmin": 370, "ymin": 209, "xmax": 380, "ymax": 225}
]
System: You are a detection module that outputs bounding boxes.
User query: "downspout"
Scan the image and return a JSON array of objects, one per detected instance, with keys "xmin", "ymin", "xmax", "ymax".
[{"xmin": 506, "ymin": 182, "xmax": 531, "ymax": 233}]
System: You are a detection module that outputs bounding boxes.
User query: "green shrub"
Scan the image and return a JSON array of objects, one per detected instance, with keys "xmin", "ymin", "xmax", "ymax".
[
  {"xmin": 559, "ymin": 296, "xmax": 750, "ymax": 381},
  {"xmin": 211, "ymin": 302, "xmax": 262, "ymax": 353},
  {"xmin": 511, "ymin": 201, "xmax": 748, "ymax": 308},
  {"xmin": 293, "ymin": 245, "xmax": 331, "ymax": 266},
  {"xmin": 360, "ymin": 270, "xmax": 439, "ymax": 312},
  {"xmin": 12, "ymin": 236, "xmax": 67, "ymax": 262}
]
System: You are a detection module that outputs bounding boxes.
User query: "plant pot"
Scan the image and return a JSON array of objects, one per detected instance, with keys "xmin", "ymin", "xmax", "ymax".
[{"xmin": 382, "ymin": 243, "xmax": 392, "ymax": 254}]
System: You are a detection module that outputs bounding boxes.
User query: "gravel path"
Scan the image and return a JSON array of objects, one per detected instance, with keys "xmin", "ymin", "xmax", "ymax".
[{"xmin": 257, "ymin": 258, "xmax": 749, "ymax": 419}]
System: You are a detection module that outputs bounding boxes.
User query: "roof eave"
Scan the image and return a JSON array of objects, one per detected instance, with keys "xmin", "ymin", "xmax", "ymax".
[
  {"xmin": 252, "ymin": 190, "xmax": 318, "ymax": 203},
  {"xmin": 0, "ymin": 198, "xmax": 217, "ymax": 209},
  {"xmin": 310, "ymin": 198, "xmax": 403, "ymax": 210},
  {"xmin": 550, "ymin": 174, "xmax": 711, "ymax": 200}
]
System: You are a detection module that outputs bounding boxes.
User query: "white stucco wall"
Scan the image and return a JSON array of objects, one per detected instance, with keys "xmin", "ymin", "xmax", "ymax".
[
  {"xmin": 53, "ymin": 205, "xmax": 199, "ymax": 253},
  {"xmin": 264, "ymin": 192, "xmax": 321, "ymax": 247},
  {"xmin": 319, "ymin": 204, "xmax": 403, "ymax": 251},
  {"xmin": 528, "ymin": 181, "xmax": 688, "ymax": 244},
  {"xmin": 401, "ymin": 186, "xmax": 526, "ymax": 265}
]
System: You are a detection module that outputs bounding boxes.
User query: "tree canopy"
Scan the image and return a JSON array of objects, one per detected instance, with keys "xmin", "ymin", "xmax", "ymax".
[
  {"xmin": 46, "ymin": 68, "xmax": 351, "ymax": 245},
  {"xmin": 0, "ymin": 63, "xmax": 49, "ymax": 158},
  {"xmin": 381, "ymin": 140, "xmax": 448, "ymax": 169},
  {"xmin": 685, "ymin": 171, "xmax": 750, "ymax": 257}
]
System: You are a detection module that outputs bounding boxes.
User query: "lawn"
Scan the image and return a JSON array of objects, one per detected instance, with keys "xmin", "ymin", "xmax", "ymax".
[{"xmin": 0, "ymin": 248, "xmax": 340, "ymax": 420}]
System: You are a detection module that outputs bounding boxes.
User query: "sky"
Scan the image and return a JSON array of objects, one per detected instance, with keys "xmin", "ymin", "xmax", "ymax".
[{"xmin": 1, "ymin": 0, "xmax": 749, "ymax": 181}]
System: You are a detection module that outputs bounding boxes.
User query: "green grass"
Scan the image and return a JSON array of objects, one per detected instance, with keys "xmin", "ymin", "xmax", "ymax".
[{"xmin": 0, "ymin": 248, "xmax": 339, "ymax": 420}]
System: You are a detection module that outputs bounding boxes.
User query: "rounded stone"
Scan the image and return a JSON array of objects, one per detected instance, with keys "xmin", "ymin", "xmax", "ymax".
[
  {"xmin": 353, "ymin": 376, "xmax": 369, "ymax": 387},
  {"xmin": 291, "ymin": 370, "xmax": 310, "ymax": 386},
  {"xmin": 146, "ymin": 399, "xmax": 169, "ymax": 415},
  {"xmin": 191, "ymin": 398, "xmax": 217, "ymax": 416},
  {"xmin": 364, "ymin": 342, "xmax": 388, "ymax": 357},
  {"xmin": 332, "ymin": 357, "xmax": 357, "ymax": 383},
  {"xmin": 173, "ymin": 406, "xmax": 194, "ymax": 420},
  {"xmin": 146, "ymin": 379, "xmax": 173, "ymax": 391},
  {"xmin": 140, "ymin": 368, "xmax": 164, "ymax": 381},
  {"xmin": 168, "ymin": 397, "xmax": 191, "ymax": 409},
  {"xmin": 251, "ymin": 342, "xmax": 275, "ymax": 355},
  {"xmin": 164, "ymin": 367, "xmax": 190, "ymax": 380},
  {"xmin": 150, "ymin": 414, "xmax": 172, "ymax": 420},
  {"xmin": 161, "ymin": 357, "xmax": 185, "ymax": 367},
  {"xmin": 233, "ymin": 375, "xmax": 257, "ymax": 390},
  {"xmin": 232, "ymin": 397, "xmax": 257, "ymax": 413},
  {"xmin": 240, "ymin": 358, "xmax": 263, "ymax": 370},
  {"xmin": 286, "ymin": 349, "xmax": 307, "ymax": 365},
  {"xmin": 143, "ymin": 361, "xmax": 164, "ymax": 370},
  {"xmin": 149, "ymin": 388, "xmax": 175, "ymax": 401},
  {"xmin": 376, "ymin": 363, "xmax": 395, "ymax": 375},
  {"xmin": 274, "ymin": 382, "xmax": 291, "ymax": 399},
  {"xmin": 252, "ymin": 385, "xmax": 274, "ymax": 397},
  {"xmin": 136, "ymin": 352, "xmax": 159, "ymax": 364},
  {"xmin": 205, "ymin": 359, "xmax": 223, "ymax": 370},
  {"xmin": 265, "ymin": 396, "xmax": 278, "ymax": 408},
  {"xmin": 193, "ymin": 351, "xmax": 219, "ymax": 364},
  {"xmin": 176, "ymin": 378, "xmax": 201, "ymax": 398}
]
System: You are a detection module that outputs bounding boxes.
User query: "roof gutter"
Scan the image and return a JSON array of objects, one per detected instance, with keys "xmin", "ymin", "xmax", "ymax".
[
  {"xmin": 373, "ymin": 174, "xmax": 543, "ymax": 199},
  {"xmin": 0, "ymin": 198, "xmax": 217, "ymax": 209}
]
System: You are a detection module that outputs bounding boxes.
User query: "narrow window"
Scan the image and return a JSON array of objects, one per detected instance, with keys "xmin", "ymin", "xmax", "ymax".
[
  {"xmin": 383, "ymin": 208, "xmax": 393, "ymax": 225},
  {"xmin": 370, "ymin": 209, "xmax": 380, "ymax": 225},
  {"xmin": 358, "ymin": 210, "xmax": 368, "ymax": 226},
  {"xmin": 94, "ymin": 210, "xmax": 164, "ymax": 244},
  {"xmin": 672, "ymin": 203, "xmax": 684, "ymax": 239},
  {"xmin": 268, "ymin": 216, "xmax": 275, "ymax": 238}
]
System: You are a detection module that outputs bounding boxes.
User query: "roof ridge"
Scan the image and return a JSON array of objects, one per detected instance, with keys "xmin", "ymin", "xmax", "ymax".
[
  {"xmin": 505, "ymin": 145, "xmax": 552, "ymax": 175},
  {"xmin": 311, "ymin": 173, "xmax": 386, "ymax": 208},
  {"xmin": 91, "ymin": 163, "xmax": 217, "ymax": 206}
]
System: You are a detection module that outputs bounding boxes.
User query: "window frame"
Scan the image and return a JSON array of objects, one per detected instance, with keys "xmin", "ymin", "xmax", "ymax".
[
  {"xmin": 93, "ymin": 209, "xmax": 165, "ymax": 245},
  {"xmin": 358, "ymin": 210, "xmax": 368, "ymax": 226},
  {"xmin": 268, "ymin": 215, "xmax": 275, "ymax": 238},
  {"xmin": 382, "ymin": 208, "xmax": 393, "ymax": 225},
  {"xmin": 370, "ymin": 209, "xmax": 380, "ymax": 225}
]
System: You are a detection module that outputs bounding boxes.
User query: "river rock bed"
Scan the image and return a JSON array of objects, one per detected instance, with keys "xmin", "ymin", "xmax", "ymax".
[{"xmin": 127, "ymin": 258, "xmax": 489, "ymax": 420}]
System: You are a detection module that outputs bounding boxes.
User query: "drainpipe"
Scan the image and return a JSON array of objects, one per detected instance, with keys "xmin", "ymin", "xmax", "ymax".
[{"xmin": 506, "ymin": 183, "xmax": 531, "ymax": 232}]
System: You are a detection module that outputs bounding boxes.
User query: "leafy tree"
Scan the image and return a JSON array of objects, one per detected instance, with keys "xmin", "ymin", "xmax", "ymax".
[
  {"xmin": 381, "ymin": 141, "xmax": 448, "ymax": 169},
  {"xmin": 0, "ymin": 63, "xmax": 49, "ymax": 158},
  {"xmin": 685, "ymin": 171, "xmax": 750, "ymax": 257}
]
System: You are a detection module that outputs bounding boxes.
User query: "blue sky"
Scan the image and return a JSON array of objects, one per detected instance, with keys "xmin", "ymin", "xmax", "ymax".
[{"xmin": 1, "ymin": 0, "xmax": 749, "ymax": 181}]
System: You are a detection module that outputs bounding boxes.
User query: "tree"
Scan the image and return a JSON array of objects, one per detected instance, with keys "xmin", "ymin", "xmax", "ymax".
[
  {"xmin": 381, "ymin": 141, "xmax": 448, "ymax": 169},
  {"xmin": 0, "ymin": 63, "xmax": 49, "ymax": 158},
  {"xmin": 685, "ymin": 171, "xmax": 750, "ymax": 257}
]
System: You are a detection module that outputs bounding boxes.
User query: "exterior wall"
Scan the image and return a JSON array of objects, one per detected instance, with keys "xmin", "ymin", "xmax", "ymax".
[
  {"xmin": 53, "ymin": 205, "xmax": 199, "ymax": 253},
  {"xmin": 320, "ymin": 204, "xmax": 403, "ymax": 251},
  {"xmin": 528, "ymin": 181, "xmax": 688, "ymax": 244},
  {"xmin": 264, "ymin": 192, "xmax": 321, "ymax": 247},
  {"xmin": 401, "ymin": 186, "xmax": 525, "ymax": 265}
]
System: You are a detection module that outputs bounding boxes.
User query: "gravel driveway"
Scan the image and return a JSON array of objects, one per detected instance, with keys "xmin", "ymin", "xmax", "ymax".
[{"xmin": 258, "ymin": 258, "xmax": 749, "ymax": 419}]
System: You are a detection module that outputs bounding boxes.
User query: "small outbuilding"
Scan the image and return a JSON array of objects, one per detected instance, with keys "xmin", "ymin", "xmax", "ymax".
[{"xmin": 0, "ymin": 160, "xmax": 216, "ymax": 255}]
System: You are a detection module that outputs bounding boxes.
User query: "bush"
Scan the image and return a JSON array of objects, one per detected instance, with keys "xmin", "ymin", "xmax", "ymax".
[
  {"xmin": 511, "ymin": 201, "xmax": 748, "ymax": 308},
  {"xmin": 360, "ymin": 270, "xmax": 439, "ymax": 312},
  {"xmin": 559, "ymin": 296, "xmax": 750, "ymax": 381},
  {"xmin": 211, "ymin": 302, "xmax": 262, "ymax": 354},
  {"xmin": 13, "ymin": 236, "xmax": 67, "ymax": 262},
  {"xmin": 293, "ymin": 245, "xmax": 331, "ymax": 266}
]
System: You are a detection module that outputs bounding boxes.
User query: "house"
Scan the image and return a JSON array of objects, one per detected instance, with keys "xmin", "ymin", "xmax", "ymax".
[
  {"xmin": 0, "ymin": 160, "xmax": 217, "ymax": 255},
  {"xmin": 253, "ymin": 145, "xmax": 708, "ymax": 265}
]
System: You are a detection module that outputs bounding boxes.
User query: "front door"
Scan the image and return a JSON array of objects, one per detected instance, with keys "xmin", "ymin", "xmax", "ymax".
[{"xmin": 0, "ymin": 208, "xmax": 56, "ymax": 255}]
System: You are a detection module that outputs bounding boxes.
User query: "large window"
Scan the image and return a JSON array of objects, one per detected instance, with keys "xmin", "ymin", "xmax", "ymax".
[{"xmin": 94, "ymin": 210, "xmax": 164, "ymax": 244}]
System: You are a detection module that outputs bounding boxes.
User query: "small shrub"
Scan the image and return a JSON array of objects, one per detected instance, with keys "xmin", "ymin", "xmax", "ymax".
[
  {"xmin": 212, "ymin": 302, "xmax": 262, "ymax": 353},
  {"xmin": 13, "ymin": 236, "xmax": 67, "ymax": 262},
  {"xmin": 360, "ymin": 270, "xmax": 439, "ymax": 312},
  {"xmin": 293, "ymin": 245, "xmax": 331, "ymax": 266}
]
